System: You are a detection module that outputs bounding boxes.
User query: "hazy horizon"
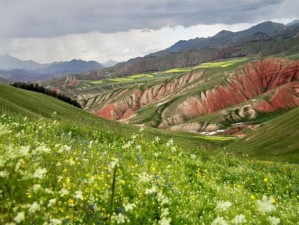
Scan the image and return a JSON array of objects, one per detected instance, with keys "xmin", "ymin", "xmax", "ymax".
[{"xmin": 0, "ymin": 0, "xmax": 297, "ymax": 63}]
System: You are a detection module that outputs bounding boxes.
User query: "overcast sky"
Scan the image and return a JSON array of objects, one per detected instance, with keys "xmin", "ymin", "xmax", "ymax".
[{"xmin": 0, "ymin": 0, "xmax": 297, "ymax": 63}]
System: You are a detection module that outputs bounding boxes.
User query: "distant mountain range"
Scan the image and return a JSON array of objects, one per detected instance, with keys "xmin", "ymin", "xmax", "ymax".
[
  {"xmin": 3, "ymin": 20, "xmax": 299, "ymax": 82},
  {"xmin": 52, "ymin": 20, "xmax": 299, "ymax": 82},
  {"xmin": 0, "ymin": 54, "xmax": 103, "ymax": 81},
  {"xmin": 101, "ymin": 60, "xmax": 119, "ymax": 67}
]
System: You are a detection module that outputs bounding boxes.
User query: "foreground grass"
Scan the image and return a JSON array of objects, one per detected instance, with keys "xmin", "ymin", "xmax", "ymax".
[{"xmin": 0, "ymin": 114, "xmax": 298, "ymax": 224}]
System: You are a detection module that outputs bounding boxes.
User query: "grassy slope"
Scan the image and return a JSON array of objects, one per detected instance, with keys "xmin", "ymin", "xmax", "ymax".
[
  {"xmin": 0, "ymin": 84, "xmax": 231, "ymax": 151},
  {"xmin": 0, "ymin": 84, "xmax": 138, "ymax": 137},
  {"xmin": 227, "ymin": 107, "xmax": 299, "ymax": 163}
]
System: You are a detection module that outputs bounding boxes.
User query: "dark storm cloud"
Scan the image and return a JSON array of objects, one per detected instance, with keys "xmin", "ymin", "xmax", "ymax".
[{"xmin": 0, "ymin": 0, "xmax": 296, "ymax": 38}]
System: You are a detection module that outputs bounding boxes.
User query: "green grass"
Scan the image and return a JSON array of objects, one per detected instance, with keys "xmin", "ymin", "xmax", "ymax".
[
  {"xmin": 0, "ymin": 84, "xmax": 139, "ymax": 138},
  {"xmin": 1, "ymin": 112, "xmax": 299, "ymax": 224},
  {"xmin": 164, "ymin": 68, "xmax": 192, "ymax": 74},
  {"xmin": 227, "ymin": 107, "xmax": 299, "ymax": 163},
  {"xmin": 1, "ymin": 83, "xmax": 299, "ymax": 224},
  {"xmin": 90, "ymin": 80, "xmax": 103, "ymax": 84},
  {"xmin": 193, "ymin": 57, "xmax": 250, "ymax": 69},
  {"xmin": 0, "ymin": 84, "xmax": 232, "ymax": 150}
]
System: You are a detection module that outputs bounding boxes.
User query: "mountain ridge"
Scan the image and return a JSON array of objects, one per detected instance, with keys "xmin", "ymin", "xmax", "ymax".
[
  {"xmin": 46, "ymin": 20, "xmax": 299, "ymax": 85},
  {"xmin": 0, "ymin": 55, "xmax": 103, "ymax": 81}
]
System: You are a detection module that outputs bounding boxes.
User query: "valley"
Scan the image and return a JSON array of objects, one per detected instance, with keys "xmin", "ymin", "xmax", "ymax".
[
  {"xmin": 1, "ymin": 18, "xmax": 299, "ymax": 225},
  {"xmin": 1, "ymin": 83, "xmax": 299, "ymax": 224}
]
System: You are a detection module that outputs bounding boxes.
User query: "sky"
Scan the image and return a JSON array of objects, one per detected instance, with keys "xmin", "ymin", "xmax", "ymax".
[{"xmin": 0, "ymin": 0, "xmax": 297, "ymax": 64}]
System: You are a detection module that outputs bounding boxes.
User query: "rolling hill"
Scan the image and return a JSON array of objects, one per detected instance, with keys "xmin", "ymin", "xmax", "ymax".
[
  {"xmin": 0, "ymin": 83, "xmax": 230, "ymax": 150},
  {"xmin": 1, "ymin": 84, "xmax": 299, "ymax": 225},
  {"xmin": 227, "ymin": 106, "xmax": 299, "ymax": 163},
  {"xmin": 67, "ymin": 58, "xmax": 298, "ymax": 134}
]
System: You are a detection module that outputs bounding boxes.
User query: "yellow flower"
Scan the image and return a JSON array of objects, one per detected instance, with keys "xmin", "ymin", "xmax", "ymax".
[
  {"xmin": 263, "ymin": 178, "xmax": 268, "ymax": 183},
  {"xmin": 250, "ymin": 195, "xmax": 256, "ymax": 200},
  {"xmin": 67, "ymin": 198, "xmax": 74, "ymax": 206},
  {"xmin": 66, "ymin": 177, "xmax": 71, "ymax": 184}
]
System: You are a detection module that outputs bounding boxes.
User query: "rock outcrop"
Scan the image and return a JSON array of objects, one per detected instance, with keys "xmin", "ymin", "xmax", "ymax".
[
  {"xmin": 93, "ymin": 72, "xmax": 203, "ymax": 120},
  {"xmin": 90, "ymin": 58, "xmax": 299, "ymax": 132},
  {"xmin": 159, "ymin": 59, "xmax": 299, "ymax": 128}
]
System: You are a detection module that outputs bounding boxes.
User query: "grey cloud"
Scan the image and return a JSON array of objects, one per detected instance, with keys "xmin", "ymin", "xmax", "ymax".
[{"xmin": 0, "ymin": 0, "xmax": 295, "ymax": 38}]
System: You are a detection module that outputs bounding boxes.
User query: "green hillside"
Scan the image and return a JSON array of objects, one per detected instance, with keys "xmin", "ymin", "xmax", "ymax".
[
  {"xmin": 0, "ymin": 83, "xmax": 103, "ymax": 121},
  {"xmin": 0, "ymin": 93, "xmax": 299, "ymax": 224},
  {"xmin": 227, "ymin": 107, "xmax": 299, "ymax": 163},
  {"xmin": 0, "ymin": 84, "xmax": 231, "ymax": 149}
]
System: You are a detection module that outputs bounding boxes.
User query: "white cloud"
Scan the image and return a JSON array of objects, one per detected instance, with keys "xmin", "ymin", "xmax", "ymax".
[
  {"xmin": 0, "ymin": 0, "xmax": 297, "ymax": 63},
  {"xmin": 0, "ymin": 23, "xmax": 255, "ymax": 63}
]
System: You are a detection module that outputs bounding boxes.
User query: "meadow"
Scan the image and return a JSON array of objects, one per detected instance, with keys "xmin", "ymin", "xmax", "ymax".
[{"xmin": 1, "ymin": 113, "xmax": 299, "ymax": 224}]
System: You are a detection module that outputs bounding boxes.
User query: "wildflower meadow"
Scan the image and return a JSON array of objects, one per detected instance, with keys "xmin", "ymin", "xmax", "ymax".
[{"xmin": 0, "ymin": 114, "xmax": 299, "ymax": 224}]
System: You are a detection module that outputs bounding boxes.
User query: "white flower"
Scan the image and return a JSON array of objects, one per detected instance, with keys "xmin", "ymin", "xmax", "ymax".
[
  {"xmin": 0, "ymin": 156, "xmax": 6, "ymax": 167},
  {"xmin": 29, "ymin": 202, "xmax": 40, "ymax": 214},
  {"xmin": 166, "ymin": 138, "xmax": 174, "ymax": 146},
  {"xmin": 48, "ymin": 198, "xmax": 57, "ymax": 207},
  {"xmin": 157, "ymin": 192, "xmax": 170, "ymax": 205},
  {"xmin": 191, "ymin": 154, "xmax": 196, "ymax": 160},
  {"xmin": 14, "ymin": 211, "xmax": 25, "ymax": 223},
  {"xmin": 159, "ymin": 217, "xmax": 171, "ymax": 225},
  {"xmin": 58, "ymin": 145, "xmax": 71, "ymax": 153},
  {"xmin": 155, "ymin": 137, "xmax": 160, "ymax": 142},
  {"xmin": 15, "ymin": 159, "xmax": 25, "ymax": 172},
  {"xmin": 256, "ymin": 196, "xmax": 276, "ymax": 213},
  {"xmin": 5, "ymin": 222, "xmax": 16, "ymax": 225},
  {"xmin": 32, "ymin": 184, "xmax": 42, "ymax": 192},
  {"xmin": 138, "ymin": 172, "xmax": 152, "ymax": 183},
  {"xmin": 171, "ymin": 147, "xmax": 177, "ymax": 153},
  {"xmin": 33, "ymin": 168, "xmax": 47, "ymax": 179},
  {"xmin": 268, "ymin": 216, "xmax": 280, "ymax": 225},
  {"xmin": 45, "ymin": 188, "xmax": 54, "ymax": 195},
  {"xmin": 153, "ymin": 152, "xmax": 159, "ymax": 157},
  {"xmin": 145, "ymin": 186, "xmax": 157, "ymax": 195},
  {"xmin": 50, "ymin": 218, "xmax": 62, "ymax": 225},
  {"xmin": 109, "ymin": 158, "xmax": 118, "ymax": 170},
  {"xmin": 122, "ymin": 141, "xmax": 132, "ymax": 149},
  {"xmin": 19, "ymin": 146, "xmax": 30, "ymax": 157},
  {"xmin": 231, "ymin": 214, "xmax": 246, "ymax": 224},
  {"xmin": 136, "ymin": 145, "xmax": 142, "ymax": 151},
  {"xmin": 139, "ymin": 127, "xmax": 144, "ymax": 132},
  {"xmin": 211, "ymin": 216, "xmax": 228, "ymax": 225},
  {"xmin": 0, "ymin": 170, "xmax": 9, "ymax": 178},
  {"xmin": 59, "ymin": 188, "xmax": 69, "ymax": 196},
  {"xmin": 123, "ymin": 203, "xmax": 136, "ymax": 212},
  {"xmin": 216, "ymin": 201, "xmax": 232, "ymax": 212},
  {"xmin": 74, "ymin": 190, "xmax": 84, "ymax": 200},
  {"xmin": 111, "ymin": 213, "xmax": 127, "ymax": 224},
  {"xmin": 34, "ymin": 145, "xmax": 51, "ymax": 154},
  {"xmin": 161, "ymin": 208, "xmax": 170, "ymax": 217}
]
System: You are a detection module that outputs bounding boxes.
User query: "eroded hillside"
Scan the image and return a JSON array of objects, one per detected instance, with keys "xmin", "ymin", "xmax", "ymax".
[{"xmin": 79, "ymin": 58, "xmax": 299, "ymax": 135}]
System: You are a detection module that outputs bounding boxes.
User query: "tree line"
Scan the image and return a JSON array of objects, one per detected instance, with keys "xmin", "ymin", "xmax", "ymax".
[{"xmin": 11, "ymin": 82, "xmax": 82, "ymax": 108}]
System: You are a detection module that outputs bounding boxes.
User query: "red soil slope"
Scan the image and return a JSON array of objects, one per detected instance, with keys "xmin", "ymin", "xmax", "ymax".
[{"xmin": 94, "ymin": 58, "xmax": 299, "ymax": 128}]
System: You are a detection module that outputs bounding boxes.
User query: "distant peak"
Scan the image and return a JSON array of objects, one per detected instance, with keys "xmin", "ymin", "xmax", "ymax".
[
  {"xmin": 214, "ymin": 30, "xmax": 233, "ymax": 38},
  {"xmin": 286, "ymin": 19, "xmax": 299, "ymax": 26}
]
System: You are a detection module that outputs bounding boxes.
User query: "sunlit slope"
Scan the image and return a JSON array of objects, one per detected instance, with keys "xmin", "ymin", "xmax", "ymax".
[
  {"xmin": 0, "ymin": 83, "xmax": 113, "ymax": 127},
  {"xmin": 0, "ymin": 84, "xmax": 228, "ymax": 149},
  {"xmin": 227, "ymin": 107, "xmax": 299, "ymax": 163}
]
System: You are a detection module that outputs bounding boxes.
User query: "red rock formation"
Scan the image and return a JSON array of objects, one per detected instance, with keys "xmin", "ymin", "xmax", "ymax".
[
  {"xmin": 94, "ymin": 72, "xmax": 203, "ymax": 120},
  {"xmin": 160, "ymin": 59, "xmax": 299, "ymax": 128},
  {"xmin": 93, "ymin": 58, "xmax": 299, "ymax": 130}
]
